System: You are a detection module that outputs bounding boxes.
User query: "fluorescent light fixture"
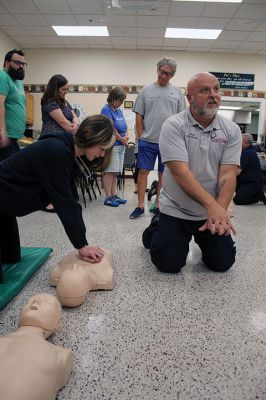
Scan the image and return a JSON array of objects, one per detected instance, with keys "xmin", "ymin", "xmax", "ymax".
[
  {"xmin": 52, "ymin": 26, "xmax": 109, "ymax": 36},
  {"xmin": 165, "ymin": 28, "xmax": 221, "ymax": 40},
  {"xmin": 173, "ymin": 0, "xmax": 243, "ymax": 3},
  {"xmin": 219, "ymin": 106, "xmax": 242, "ymax": 110}
]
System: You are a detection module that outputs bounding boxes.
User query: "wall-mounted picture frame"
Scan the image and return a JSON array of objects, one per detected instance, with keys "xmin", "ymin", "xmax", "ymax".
[{"xmin": 124, "ymin": 100, "xmax": 133, "ymax": 109}]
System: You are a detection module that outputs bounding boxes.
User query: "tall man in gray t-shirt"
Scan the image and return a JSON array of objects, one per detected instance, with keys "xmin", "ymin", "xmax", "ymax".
[
  {"xmin": 129, "ymin": 57, "xmax": 186, "ymax": 219},
  {"xmin": 143, "ymin": 72, "xmax": 242, "ymax": 273}
]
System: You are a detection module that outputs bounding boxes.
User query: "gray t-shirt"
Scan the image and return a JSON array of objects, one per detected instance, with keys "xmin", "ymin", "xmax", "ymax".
[
  {"xmin": 159, "ymin": 108, "xmax": 242, "ymax": 220},
  {"xmin": 132, "ymin": 82, "xmax": 186, "ymax": 144}
]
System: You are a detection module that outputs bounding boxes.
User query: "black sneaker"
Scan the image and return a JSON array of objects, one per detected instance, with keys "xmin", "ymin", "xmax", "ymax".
[{"xmin": 147, "ymin": 180, "xmax": 158, "ymax": 201}]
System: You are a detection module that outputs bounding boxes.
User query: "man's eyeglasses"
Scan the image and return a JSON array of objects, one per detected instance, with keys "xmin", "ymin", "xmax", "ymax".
[
  {"xmin": 10, "ymin": 60, "xmax": 27, "ymax": 67},
  {"xmin": 158, "ymin": 69, "xmax": 174, "ymax": 78}
]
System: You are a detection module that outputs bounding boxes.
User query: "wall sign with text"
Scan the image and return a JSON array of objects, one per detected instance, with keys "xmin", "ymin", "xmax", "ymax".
[{"xmin": 210, "ymin": 72, "xmax": 255, "ymax": 90}]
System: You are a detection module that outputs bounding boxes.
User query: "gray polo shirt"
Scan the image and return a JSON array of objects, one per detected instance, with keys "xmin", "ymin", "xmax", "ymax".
[
  {"xmin": 159, "ymin": 108, "xmax": 242, "ymax": 220},
  {"xmin": 132, "ymin": 82, "xmax": 186, "ymax": 144}
]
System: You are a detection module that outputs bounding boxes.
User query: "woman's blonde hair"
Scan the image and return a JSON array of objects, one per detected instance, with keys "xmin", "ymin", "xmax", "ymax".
[{"xmin": 74, "ymin": 115, "xmax": 115, "ymax": 171}]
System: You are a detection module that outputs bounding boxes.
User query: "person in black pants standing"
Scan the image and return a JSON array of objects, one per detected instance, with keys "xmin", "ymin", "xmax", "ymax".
[{"xmin": 233, "ymin": 133, "xmax": 266, "ymax": 205}]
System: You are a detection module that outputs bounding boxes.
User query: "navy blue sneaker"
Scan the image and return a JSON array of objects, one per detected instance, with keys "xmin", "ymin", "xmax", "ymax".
[
  {"xmin": 104, "ymin": 196, "xmax": 120, "ymax": 207},
  {"xmin": 113, "ymin": 195, "xmax": 127, "ymax": 204},
  {"xmin": 130, "ymin": 207, "xmax": 144, "ymax": 219}
]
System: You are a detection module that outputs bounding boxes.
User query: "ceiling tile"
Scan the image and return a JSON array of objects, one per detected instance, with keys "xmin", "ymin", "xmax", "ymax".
[
  {"xmin": 65, "ymin": 44, "xmax": 88, "ymax": 48},
  {"xmin": 163, "ymin": 38, "xmax": 189, "ymax": 47},
  {"xmin": 59, "ymin": 36, "xmax": 87, "ymax": 45},
  {"xmin": 196, "ymin": 18, "xmax": 229, "ymax": 30},
  {"xmin": 137, "ymin": 27, "xmax": 165, "ymax": 37},
  {"xmin": 108, "ymin": 26, "xmax": 136, "ymax": 36},
  {"xmin": 167, "ymin": 16, "xmax": 198, "ymax": 28},
  {"xmin": 137, "ymin": 37, "xmax": 163, "ymax": 46},
  {"xmin": 209, "ymin": 48, "xmax": 237, "ymax": 54},
  {"xmin": 137, "ymin": 15, "xmax": 167, "ymax": 28},
  {"xmin": 238, "ymin": 41, "xmax": 265, "ymax": 51},
  {"xmin": 218, "ymin": 30, "xmax": 249, "ymax": 41},
  {"xmin": 187, "ymin": 39, "xmax": 215, "ymax": 49},
  {"xmin": 33, "ymin": 0, "xmax": 72, "ymax": 14},
  {"xmin": 136, "ymin": 2, "xmax": 171, "ymax": 16},
  {"xmin": 3, "ymin": 0, "xmax": 39, "ymax": 14},
  {"xmin": 170, "ymin": 2, "xmax": 204, "ymax": 17},
  {"xmin": 0, "ymin": 14, "xmax": 19, "ymax": 25},
  {"xmin": 1, "ymin": 25, "xmax": 28, "ymax": 35},
  {"xmin": 225, "ymin": 19, "xmax": 260, "ymax": 32},
  {"xmin": 24, "ymin": 26, "xmax": 55, "ymax": 36},
  {"xmin": 105, "ymin": 14, "xmax": 136, "ymax": 27},
  {"xmin": 67, "ymin": 0, "xmax": 104, "ymax": 14},
  {"xmin": 246, "ymin": 31, "xmax": 266, "ymax": 42},
  {"xmin": 10, "ymin": 34, "xmax": 38, "ymax": 45},
  {"xmin": 234, "ymin": 49, "xmax": 258, "ymax": 55},
  {"xmin": 88, "ymin": 44, "xmax": 113, "ymax": 49},
  {"xmin": 234, "ymin": 5, "xmax": 266, "ymax": 19},
  {"xmin": 258, "ymin": 50, "xmax": 266, "ymax": 56},
  {"xmin": 44, "ymin": 14, "xmax": 77, "ymax": 25},
  {"xmin": 0, "ymin": 4, "xmax": 8, "ymax": 13},
  {"xmin": 212, "ymin": 40, "xmax": 241, "ymax": 49},
  {"xmin": 74, "ymin": 14, "xmax": 106, "ymax": 25},
  {"xmin": 202, "ymin": 4, "xmax": 239, "ymax": 18},
  {"xmin": 113, "ymin": 45, "xmax": 137, "ymax": 49},
  {"xmin": 111, "ymin": 36, "xmax": 136, "ymax": 45},
  {"xmin": 13, "ymin": 14, "xmax": 48, "ymax": 26},
  {"xmin": 35, "ymin": 35, "xmax": 62, "ymax": 45},
  {"xmin": 84, "ymin": 37, "xmax": 111, "ymax": 45},
  {"xmin": 256, "ymin": 20, "xmax": 266, "ymax": 32}
]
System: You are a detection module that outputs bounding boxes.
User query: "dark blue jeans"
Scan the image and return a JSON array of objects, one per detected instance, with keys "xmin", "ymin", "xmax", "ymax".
[{"xmin": 143, "ymin": 212, "xmax": 236, "ymax": 273}]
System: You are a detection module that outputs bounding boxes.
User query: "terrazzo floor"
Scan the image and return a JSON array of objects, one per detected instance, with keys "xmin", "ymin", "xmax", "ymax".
[{"xmin": 0, "ymin": 179, "xmax": 266, "ymax": 400}]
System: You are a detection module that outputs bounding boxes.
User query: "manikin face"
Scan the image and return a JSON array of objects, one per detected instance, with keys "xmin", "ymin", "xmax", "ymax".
[
  {"xmin": 83, "ymin": 145, "xmax": 106, "ymax": 161},
  {"xmin": 19, "ymin": 294, "xmax": 61, "ymax": 333},
  {"xmin": 157, "ymin": 64, "xmax": 175, "ymax": 87},
  {"xmin": 58, "ymin": 84, "xmax": 68, "ymax": 100},
  {"xmin": 5, "ymin": 53, "xmax": 26, "ymax": 80},
  {"xmin": 187, "ymin": 74, "xmax": 221, "ymax": 120}
]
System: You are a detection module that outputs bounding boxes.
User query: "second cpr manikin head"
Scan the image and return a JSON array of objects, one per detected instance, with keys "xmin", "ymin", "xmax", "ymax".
[{"xmin": 19, "ymin": 293, "xmax": 61, "ymax": 337}]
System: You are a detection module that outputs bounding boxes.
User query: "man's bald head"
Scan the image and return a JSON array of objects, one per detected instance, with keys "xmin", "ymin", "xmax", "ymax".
[{"xmin": 187, "ymin": 72, "xmax": 219, "ymax": 96}]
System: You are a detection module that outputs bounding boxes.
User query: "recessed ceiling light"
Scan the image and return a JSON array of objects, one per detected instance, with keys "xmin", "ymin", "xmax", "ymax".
[
  {"xmin": 52, "ymin": 26, "xmax": 109, "ymax": 36},
  {"xmin": 165, "ymin": 28, "xmax": 221, "ymax": 40},
  {"xmin": 173, "ymin": 0, "xmax": 243, "ymax": 3},
  {"xmin": 220, "ymin": 106, "xmax": 242, "ymax": 110}
]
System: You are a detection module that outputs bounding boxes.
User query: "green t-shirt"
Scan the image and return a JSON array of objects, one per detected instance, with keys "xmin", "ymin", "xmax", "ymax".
[{"xmin": 0, "ymin": 70, "xmax": 26, "ymax": 139}]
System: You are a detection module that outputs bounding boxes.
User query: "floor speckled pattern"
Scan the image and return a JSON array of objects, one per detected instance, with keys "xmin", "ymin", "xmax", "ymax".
[{"xmin": 1, "ymin": 180, "xmax": 266, "ymax": 400}]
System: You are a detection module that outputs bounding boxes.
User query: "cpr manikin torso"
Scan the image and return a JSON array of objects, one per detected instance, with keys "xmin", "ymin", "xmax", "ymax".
[
  {"xmin": 49, "ymin": 249, "xmax": 114, "ymax": 307},
  {"xmin": 0, "ymin": 294, "xmax": 73, "ymax": 400}
]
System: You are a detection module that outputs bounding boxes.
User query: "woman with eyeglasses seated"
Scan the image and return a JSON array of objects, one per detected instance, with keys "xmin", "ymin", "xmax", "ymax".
[{"xmin": 0, "ymin": 115, "xmax": 115, "ymax": 283}]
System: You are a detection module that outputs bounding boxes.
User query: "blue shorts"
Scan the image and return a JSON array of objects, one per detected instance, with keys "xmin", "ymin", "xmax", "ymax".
[{"xmin": 137, "ymin": 138, "xmax": 164, "ymax": 172}]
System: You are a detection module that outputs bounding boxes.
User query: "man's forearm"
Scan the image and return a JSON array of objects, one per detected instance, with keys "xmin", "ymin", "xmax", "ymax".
[
  {"xmin": 0, "ymin": 104, "xmax": 6, "ymax": 134},
  {"xmin": 216, "ymin": 172, "xmax": 237, "ymax": 210},
  {"xmin": 168, "ymin": 162, "xmax": 216, "ymax": 209},
  {"xmin": 135, "ymin": 115, "xmax": 143, "ymax": 139}
]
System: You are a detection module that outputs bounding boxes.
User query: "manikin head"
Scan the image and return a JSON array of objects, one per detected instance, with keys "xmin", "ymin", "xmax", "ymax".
[
  {"xmin": 4, "ymin": 49, "xmax": 26, "ymax": 81},
  {"xmin": 186, "ymin": 72, "xmax": 221, "ymax": 127},
  {"xmin": 156, "ymin": 57, "xmax": 176, "ymax": 87},
  {"xmin": 56, "ymin": 265, "xmax": 88, "ymax": 307},
  {"xmin": 18, "ymin": 294, "xmax": 61, "ymax": 338}
]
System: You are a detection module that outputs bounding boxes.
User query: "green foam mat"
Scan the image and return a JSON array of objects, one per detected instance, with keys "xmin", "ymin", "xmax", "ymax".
[{"xmin": 0, "ymin": 247, "xmax": 53, "ymax": 310}]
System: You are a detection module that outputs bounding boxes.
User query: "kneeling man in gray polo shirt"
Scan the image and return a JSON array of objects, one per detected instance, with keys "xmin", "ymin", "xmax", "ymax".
[{"xmin": 142, "ymin": 72, "xmax": 242, "ymax": 273}]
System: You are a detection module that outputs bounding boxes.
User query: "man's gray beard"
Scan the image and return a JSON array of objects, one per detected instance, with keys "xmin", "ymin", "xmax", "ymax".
[{"xmin": 192, "ymin": 101, "xmax": 219, "ymax": 119}]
